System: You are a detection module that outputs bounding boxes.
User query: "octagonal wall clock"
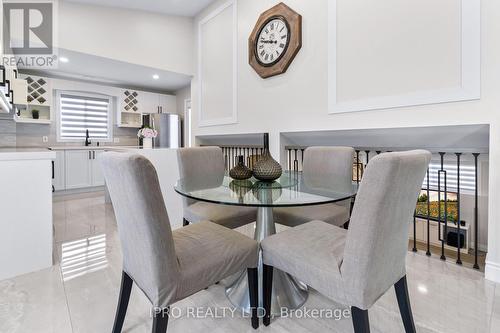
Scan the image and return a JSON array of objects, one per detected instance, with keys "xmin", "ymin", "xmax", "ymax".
[{"xmin": 249, "ymin": 2, "xmax": 302, "ymax": 79}]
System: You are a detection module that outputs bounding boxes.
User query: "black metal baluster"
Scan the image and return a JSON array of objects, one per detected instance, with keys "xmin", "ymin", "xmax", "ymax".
[
  {"xmin": 355, "ymin": 150, "xmax": 360, "ymax": 184},
  {"xmin": 301, "ymin": 148, "xmax": 305, "ymax": 171},
  {"xmin": 473, "ymin": 153, "xmax": 480, "ymax": 269},
  {"xmin": 365, "ymin": 150, "xmax": 370, "ymax": 166},
  {"xmin": 438, "ymin": 152, "xmax": 446, "ymax": 261},
  {"xmin": 224, "ymin": 147, "xmax": 228, "ymax": 171},
  {"xmin": 231, "ymin": 147, "xmax": 235, "ymax": 168},
  {"xmin": 293, "ymin": 148, "xmax": 299, "ymax": 172},
  {"xmin": 426, "ymin": 169, "xmax": 431, "ymax": 256},
  {"xmin": 376, "ymin": 151, "xmax": 381, "ymax": 155},
  {"xmin": 288, "ymin": 149, "xmax": 292, "ymax": 170},
  {"xmin": 456, "ymin": 153, "xmax": 462, "ymax": 265},
  {"xmin": 412, "ymin": 209, "xmax": 417, "ymax": 252}
]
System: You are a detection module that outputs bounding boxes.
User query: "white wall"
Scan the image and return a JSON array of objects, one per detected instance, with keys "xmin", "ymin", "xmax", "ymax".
[
  {"xmin": 192, "ymin": 0, "xmax": 500, "ymax": 282},
  {"xmin": 175, "ymin": 85, "xmax": 191, "ymax": 116},
  {"xmin": 58, "ymin": 1, "xmax": 194, "ymax": 75}
]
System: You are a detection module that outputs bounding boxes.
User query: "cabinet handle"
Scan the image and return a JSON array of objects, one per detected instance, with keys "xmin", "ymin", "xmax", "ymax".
[
  {"xmin": 93, "ymin": 151, "xmax": 96, "ymax": 159},
  {"xmin": 89, "ymin": 151, "xmax": 91, "ymax": 159}
]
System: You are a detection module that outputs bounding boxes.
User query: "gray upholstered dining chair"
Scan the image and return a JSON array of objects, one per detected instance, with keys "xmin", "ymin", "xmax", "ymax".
[
  {"xmin": 261, "ymin": 150, "xmax": 431, "ymax": 333},
  {"xmin": 274, "ymin": 146, "xmax": 355, "ymax": 227},
  {"xmin": 100, "ymin": 152, "xmax": 259, "ymax": 332},
  {"xmin": 177, "ymin": 147, "xmax": 257, "ymax": 228}
]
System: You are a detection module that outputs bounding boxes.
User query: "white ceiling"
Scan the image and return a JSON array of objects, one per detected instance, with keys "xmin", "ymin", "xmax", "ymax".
[
  {"xmin": 63, "ymin": 0, "xmax": 216, "ymax": 17},
  {"xmin": 19, "ymin": 49, "xmax": 191, "ymax": 93}
]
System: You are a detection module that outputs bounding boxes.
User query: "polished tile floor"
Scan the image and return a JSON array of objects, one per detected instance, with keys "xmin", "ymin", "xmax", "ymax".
[{"xmin": 0, "ymin": 191, "xmax": 499, "ymax": 333}]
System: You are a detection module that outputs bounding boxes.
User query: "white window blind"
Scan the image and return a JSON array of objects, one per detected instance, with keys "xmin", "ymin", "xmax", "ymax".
[
  {"xmin": 59, "ymin": 93, "xmax": 111, "ymax": 140},
  {"xmin": 423, "ymin": 162, "xmax": 476, "ymax": 193}
]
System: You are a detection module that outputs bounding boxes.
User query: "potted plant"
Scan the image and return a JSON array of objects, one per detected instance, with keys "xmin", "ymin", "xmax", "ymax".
[
  {"xmin": 137, "ymin": 126, "xmax": 158, "ymax": 148},
  {"xmin": 32, "ymin": 109, "xmax": 39, "ymax": 119}
]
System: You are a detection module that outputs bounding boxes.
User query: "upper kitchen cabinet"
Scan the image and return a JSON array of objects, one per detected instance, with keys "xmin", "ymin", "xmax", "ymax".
[
  {"xmin": 116, "ymin": 89, "xmax": 177, "ymax": 127},
  {"xmin": 12, "ymin": 79, "xmax": 27, "ymax": 106},
  {"xmin": 23, "ymin": 75, "xmax": 52, "ymax": 106},
  {"xmin": 158, "ymin": 94, "xmax": 177, "ymax": 114},
  {"xmin": 14, "ymin": 74, "xmax": 53, "ymax": 124},
  {"xmin": 141, "ymin": 93, "xmax": 177, "ymax": 114},
  {"xmin": 140, "ymin": 91, "xmax": 162, "ymax": 114},
  {"xmin": 117, "ymin": 89, "xmax": 142, "ymax": 128}
]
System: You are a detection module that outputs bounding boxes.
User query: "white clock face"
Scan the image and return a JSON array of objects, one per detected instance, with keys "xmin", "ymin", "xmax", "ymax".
[{"xmin": 256, "ymin": 18, "xmax": 289, "ymax": 65}]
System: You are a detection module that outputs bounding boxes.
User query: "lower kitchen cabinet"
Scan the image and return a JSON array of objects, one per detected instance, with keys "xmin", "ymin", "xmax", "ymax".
[
  {"xmin": 91, "ymin": 150, "xmax": 105, "ymax": 186},
  {"xmin": 62, "ymin": 149, "xmax": 104, "ymax": 190},
  {"xmin": 65, "ymin": 150, "xmax": 92, "ymax": 189},
  {"xmin": 52, "ymin": 151, "xmax": 65, "ymax": 191}
]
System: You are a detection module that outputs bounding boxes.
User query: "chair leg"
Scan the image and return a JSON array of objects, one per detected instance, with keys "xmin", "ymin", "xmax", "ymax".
[
  {"xmin": 112, "ymin": 271, "xmax": 133, "ymax": 333},
  {"xmin": 351, "ymin": 307, "xmax": 370, "ymax": 333},
  {"xmin": 152, "ymin": 307, "xmax": 169, "ymax": 333},
  {"xmin": 183, "ymin": 218, "xmax": 189, "ymax": 226},
  {"xmin": 262, "ymin": 264, "xmax": 273, "ymax": 326},
  {"xmin": 247, "ymin": 268, "xmax": 259, "ymax": 329},
  {"xmin": 395, "ymin": 275, "xmax": 416, "ymax": 333}
]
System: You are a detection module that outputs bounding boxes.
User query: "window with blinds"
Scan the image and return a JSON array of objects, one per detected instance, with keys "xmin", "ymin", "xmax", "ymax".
[
  {"xmin": 423, "ymin": 162, "xmax": 476, "ymax": 193},
  {"xmin": 58, "ymin": 92, "xmax": 112, "ymax": 141}
]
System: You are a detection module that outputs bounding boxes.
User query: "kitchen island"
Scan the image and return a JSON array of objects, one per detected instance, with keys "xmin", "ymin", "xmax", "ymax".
[
  {"xmin": 101, "ymin": 147, "xmax": 184, "ymax": 228},
  {"xmin": 0, "ymin": 149, "xmax": 56, "ymax": 280}
]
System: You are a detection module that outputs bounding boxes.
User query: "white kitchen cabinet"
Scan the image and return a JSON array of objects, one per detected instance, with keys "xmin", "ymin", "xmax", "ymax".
[
  {"xmin": 91, "ymin": 150, "xmax": 105, "ymax": 186},
  {"xmin": 65, "ymin": 150, "xmax": 92, "ymax": 189},
  {"xmin": 140, "ymin": 91, "xmax": 161, "ymax": 114},
  {"xmin": 63, "ymin": 149, "xmax": 106, "ymax": 190},
  {"xmin": 14, "ymin": 74, "xmax": 52, "ymax": 124},
  {"xmin": 158, "ymin": 94, "xmax": 177, "ymax": 114},
  {"xmin": 139, "ymin": 92, "xmax": 177, "ymax": 114},
  {"xmin": 117, "ymin": 89, "xmax": 142, "ymax": 128},
  {"xmin": 53, "ymin": 151, "xmax": 65, "ymax": 191},
  {"xmin": 12, "ymin": 78, "xmax": 27, "ymax": 105},
  {"xmin": 116, "ymin": 89, "xmax": 177, "ymax": 127},
  {"xmin": 22, "ymin": 75, "xmax": 52, "ymax": 106}
]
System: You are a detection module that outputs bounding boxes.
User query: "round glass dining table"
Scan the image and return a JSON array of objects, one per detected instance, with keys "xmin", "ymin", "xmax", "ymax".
[{"xmin": 174, "ymin": 171, "xmax": 357, "ymax": 315}]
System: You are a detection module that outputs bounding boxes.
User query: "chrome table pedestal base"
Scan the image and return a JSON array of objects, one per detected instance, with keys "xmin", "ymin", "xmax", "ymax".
[{"xmin": 225, "ymin": 206, "xmax": 308, "ymax": 315}]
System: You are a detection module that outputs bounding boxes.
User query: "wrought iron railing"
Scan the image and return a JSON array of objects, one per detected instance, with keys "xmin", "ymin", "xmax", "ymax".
[
  {"xmin": 215, "ymin": 143, "xmax": 485, "ymax": 271},
  {"xmin": 285, "ymin": 146, "xmax": 484, "ymax": 271},
  {"xmin": 220, "ymin": 145, "xmax": 264, "ymax": 171}
]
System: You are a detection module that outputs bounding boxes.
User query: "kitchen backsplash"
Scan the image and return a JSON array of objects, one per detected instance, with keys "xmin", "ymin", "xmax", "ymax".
[
  {"xmin": 0, "ymin": 114, "xmax": 16, "ymax": 147},
  {"xmin": 14, "ymin": 121, "xmax": 139, "ymax": 147},
  {"xmin": 0, "ymin": 112, "xmax": 139, "ymax": 148}
]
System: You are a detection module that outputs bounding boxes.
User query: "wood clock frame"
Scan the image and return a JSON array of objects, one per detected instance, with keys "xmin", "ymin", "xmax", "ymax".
[{"xmin": 249, "ymin": 2, "xmax": 302, "ymax": 79}]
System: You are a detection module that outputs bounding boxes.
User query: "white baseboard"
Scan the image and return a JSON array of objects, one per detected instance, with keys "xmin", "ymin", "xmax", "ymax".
[
  {"xmin": 53, "ymin": 186, "xmax": 105, "ymax": 196},
  {"xmin": 485, "ymin": 260, "xmax": 500, "ymax": 283}
]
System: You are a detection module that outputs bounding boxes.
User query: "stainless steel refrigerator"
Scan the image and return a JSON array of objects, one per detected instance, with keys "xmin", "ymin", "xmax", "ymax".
[{"xmin": 143, "ymin": 113, "xmax": 182, "ymax": 148}]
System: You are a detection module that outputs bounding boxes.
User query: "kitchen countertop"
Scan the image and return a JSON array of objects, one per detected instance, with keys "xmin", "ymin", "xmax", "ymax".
[
  {"xmin": 48, "ymin": 145, "xmax": 142, "ymax": 151},
  {"xmin": 0, "ymin": 148, "xmax": 56, "ymax": 161}
]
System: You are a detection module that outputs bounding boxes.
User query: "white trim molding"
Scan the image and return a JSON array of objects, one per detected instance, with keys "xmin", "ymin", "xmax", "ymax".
[
  {"xmin": 485, "ymin": 259, "xmax": 500, "ymax": 283},
  {"xmin": 328, "ymin": 0, "xmax": 481, "ymax": 114},
  {"xmin": 198, "ymin": 0, "xmax": 238, "ymax": 127}
]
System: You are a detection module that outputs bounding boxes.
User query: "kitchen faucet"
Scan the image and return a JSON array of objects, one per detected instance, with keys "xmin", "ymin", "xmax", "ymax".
[{"xmin": 85, "ymin": 129, "xmax": 91, "ymax": 146}]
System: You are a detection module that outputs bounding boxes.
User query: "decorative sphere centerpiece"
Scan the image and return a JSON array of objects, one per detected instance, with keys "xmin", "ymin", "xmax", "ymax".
[{"xmin": 253, "ymin": 133, "xmax": 282, "ymax": 182}]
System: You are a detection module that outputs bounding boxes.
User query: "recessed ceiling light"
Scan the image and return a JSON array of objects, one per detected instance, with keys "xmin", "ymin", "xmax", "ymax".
[
  {"xmin": 152, "ymin": 74, "xmax": 159, "ymax": 80},
  {"xmin": 59, "ymin": 56, "xmax": 69, "ymax": 63}
]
